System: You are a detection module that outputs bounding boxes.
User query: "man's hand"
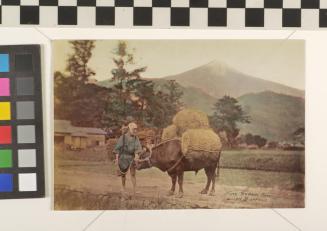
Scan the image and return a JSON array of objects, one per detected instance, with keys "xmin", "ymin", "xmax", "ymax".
[
  {"xmin": 134, "ymin": 153, "xmax": 140, "ymax": 161},
  {"xmin": 114, "ymin": 154, "xmax": 119, "ymax": 166}
]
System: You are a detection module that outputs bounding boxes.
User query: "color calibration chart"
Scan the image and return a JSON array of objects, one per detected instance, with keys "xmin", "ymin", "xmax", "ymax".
[{"xmin": 0, "ymin": 45, "xmax": 44, "ymax": 199}]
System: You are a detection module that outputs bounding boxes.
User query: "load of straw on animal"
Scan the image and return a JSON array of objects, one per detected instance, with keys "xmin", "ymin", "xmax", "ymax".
[
  {"xmin": 173, "ymin": 108, "xmax": 210, "ymax": 136},
  {"xmin": 181, "ymin": 129, "xmax": 222, "ymax": 154},
  {"xmin": 161, "ymin": 108, "xmax": 222, "ymax": 159},
  {"xmin": 161, "ymin": 125, "xmax": 178, "ymax": 141}
]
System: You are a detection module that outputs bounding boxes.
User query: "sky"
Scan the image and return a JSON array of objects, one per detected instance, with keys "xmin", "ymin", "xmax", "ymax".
[{"xmin": 53, "ymin": 40, "xmax": 305, "ymax": 90}]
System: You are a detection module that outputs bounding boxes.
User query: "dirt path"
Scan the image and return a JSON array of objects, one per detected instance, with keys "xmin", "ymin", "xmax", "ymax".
[{"xmin": 54, "ymin": 160, "xmax": 304, "ymax": 210}]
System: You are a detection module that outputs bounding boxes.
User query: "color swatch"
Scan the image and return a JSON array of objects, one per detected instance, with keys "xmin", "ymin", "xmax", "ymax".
[{"xmin": 0, "ymin": 45, "xmax": 44, "ymax": 199}]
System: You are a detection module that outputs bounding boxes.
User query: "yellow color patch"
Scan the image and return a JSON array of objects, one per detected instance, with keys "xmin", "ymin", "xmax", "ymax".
[{"xmin": 0, "ymin": 102, "xmax": 11, "ymax": 120}]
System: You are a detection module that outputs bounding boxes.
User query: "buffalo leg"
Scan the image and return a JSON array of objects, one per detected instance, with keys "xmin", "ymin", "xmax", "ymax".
[
  {"xmin": 209, "ymin": 165, "xmax": 218, "ymax": 196},
  {"xmin": 177, "ymin": 171, "xmax": 184, "ymax": 198},
  {"xmin": 200, "ymin": 167, "xmax": 212, "ymax": 194},
  {"xmin": 167, "ymin": 173, "xmax": 177, "ymax": 196},
  {"xmin": 211, "ymin": 157, "xmax": 221, "ymax": 195}
]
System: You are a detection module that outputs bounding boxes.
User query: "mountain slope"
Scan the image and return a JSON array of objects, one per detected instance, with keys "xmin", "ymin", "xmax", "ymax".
[
  {"xmin": 97, "ymin": 62, "xmax": 305, "ymax": 141},
  {"xmin": 152, "ymin": 78, "xmax": 216, "ymax": 114},
  {"xmin": 237, "ymin": 91, "xmax": 305, "ymax": 141},
  {"xmin": 164, "ymin": 61, "xmax": 304, "ymax": 99},
  {"xmin": 97, "ymin": 78, "xmax": 217, "ymax": 114}
]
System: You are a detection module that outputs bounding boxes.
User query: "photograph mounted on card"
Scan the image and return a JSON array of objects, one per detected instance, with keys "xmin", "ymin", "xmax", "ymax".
[{"xmin": 53, "ymin": 40, "xmax": 305, "ymax": 210}]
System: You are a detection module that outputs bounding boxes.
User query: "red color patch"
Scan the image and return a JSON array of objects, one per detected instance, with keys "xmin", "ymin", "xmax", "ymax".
[{"xmin": 0, "ymin": 126, "xmax": 12, "ymax": 144}]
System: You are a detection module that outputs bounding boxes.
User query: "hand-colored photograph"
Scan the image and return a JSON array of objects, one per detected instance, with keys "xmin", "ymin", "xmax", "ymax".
[{"xmin": 53, "ymin": 40, "xmax": 305, "ymax": 210}]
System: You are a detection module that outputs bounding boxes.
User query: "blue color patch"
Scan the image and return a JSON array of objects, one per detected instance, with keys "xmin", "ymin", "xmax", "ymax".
[
  {"xmin": 0, "ymin": 54, "xmax": 10, "ymax": 72},
  {"xmin": 0, "ymin": 173, "xmax": 13, "ymax": 192}
]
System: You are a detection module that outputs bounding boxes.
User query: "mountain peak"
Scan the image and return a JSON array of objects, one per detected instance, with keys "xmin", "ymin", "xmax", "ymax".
[
  {"xmin": 164, "ymin": 61, "xmax": 304, "ymax": 99},
  {"xmin": 201, "ymin": 60, "xmax": 228, "ymax": 76}
]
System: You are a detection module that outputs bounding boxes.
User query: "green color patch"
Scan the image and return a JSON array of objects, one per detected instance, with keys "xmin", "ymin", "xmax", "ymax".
[{"xmin": 0, "ymin": 149, "xmax": 12, "ymax": 168}]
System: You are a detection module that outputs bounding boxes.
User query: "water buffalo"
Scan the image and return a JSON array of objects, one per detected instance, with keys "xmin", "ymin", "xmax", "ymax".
[{"xmin": 136, "ymin": 139, "xmax": 221, "ymax": 198}]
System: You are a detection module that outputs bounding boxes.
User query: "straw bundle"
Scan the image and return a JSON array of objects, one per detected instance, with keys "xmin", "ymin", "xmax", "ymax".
[
  {"xmin": 181, "ymin": 129, "xmax": 222, "ymax": 155},
  {"xmin": 161, "ymin": 125, "xmax": 178, "ymax": 141},
  {"xmin": 172, "ymin": 108, "xmax": 210, "ymax": 135}
]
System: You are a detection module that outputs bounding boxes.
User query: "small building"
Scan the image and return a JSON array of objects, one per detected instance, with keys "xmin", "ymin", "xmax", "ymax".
[{"xmin": 54, "ymin": 120, "xmax": 106, "ymax": 150}]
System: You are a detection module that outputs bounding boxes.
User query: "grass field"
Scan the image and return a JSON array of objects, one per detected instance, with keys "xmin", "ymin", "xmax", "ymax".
[
  {"xmin": 55, "ymin": 145, "xmax": 305, "ymax": 173},
  {"xmin": 220, "ymin": 149, "xmax": 304, "ymax": 173}
]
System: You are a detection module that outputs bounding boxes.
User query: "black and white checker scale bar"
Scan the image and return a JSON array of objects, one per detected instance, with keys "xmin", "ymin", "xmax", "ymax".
[{"xmin": 0, "ymin": 0, "xmax": 326, "ymax": 28}]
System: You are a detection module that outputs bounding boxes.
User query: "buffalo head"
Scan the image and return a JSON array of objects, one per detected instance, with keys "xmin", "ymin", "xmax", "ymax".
[{"xmin": 135, "ymin": 144, "xmax": 154, "ymax": 170}]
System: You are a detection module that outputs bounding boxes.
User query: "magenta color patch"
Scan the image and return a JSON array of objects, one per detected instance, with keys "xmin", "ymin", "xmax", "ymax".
[{"xmin": 0, "ymin": 78, "xmax": 10, "ymax": 96}]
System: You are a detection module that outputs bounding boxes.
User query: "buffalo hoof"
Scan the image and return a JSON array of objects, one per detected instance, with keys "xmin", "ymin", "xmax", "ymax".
[
  {"xmin": 176, "ymin": 192, "xmax": 184, "ymax": 198},
  {"xmin": 167, "ymin": 190, "xmax": 174, "ymax": 196},
  {"xmin": 200, "ymin": 189, "xmax": 208, "ymax": 194},
  {"xmin": 209, "ymin": 191, "xmax": 215, "ymax": 196}
]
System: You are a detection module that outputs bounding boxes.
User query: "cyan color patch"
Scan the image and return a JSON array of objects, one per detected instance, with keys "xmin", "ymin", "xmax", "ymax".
[
  {"xmin": 0, "ymin": 174, "xmax": 13, "ymax": 192},
  {"xmin": 0, "ymin": 54, "xmax": 9, "ymax": 72}
]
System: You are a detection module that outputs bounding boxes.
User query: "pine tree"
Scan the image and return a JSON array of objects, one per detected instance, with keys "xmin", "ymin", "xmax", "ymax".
[
  {"xmin": 210, "ymin": 95, "xmax": 250, "ymax": 147},
  {"xmin": 66, "ymin": 40, "xmax": 95, "ymax": 83},
  {"xmin": 54, "ymin": 40, "xmax": 109, "ymax": 127},
  {"xmin": 106, "ymin": 41, "xmax": 147, "ymax": 124},
  {"xmin": 163, "ymin": 80, "xmax": 184, "ymax": 120}
]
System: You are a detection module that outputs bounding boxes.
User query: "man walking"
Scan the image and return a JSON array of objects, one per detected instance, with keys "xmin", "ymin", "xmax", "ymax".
[{"xmin": 113, "ymin": 122, "xmax": 142, "ymax": 198}]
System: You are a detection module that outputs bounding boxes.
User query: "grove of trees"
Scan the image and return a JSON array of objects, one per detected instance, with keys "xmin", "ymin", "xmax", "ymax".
[{"xmin": 54, "ymin": 40, "xmax": 184, "ymax": 131}]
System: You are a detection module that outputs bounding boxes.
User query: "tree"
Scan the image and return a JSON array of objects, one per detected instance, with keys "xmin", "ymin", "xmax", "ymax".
[
  {"xmin": 127, "ymin": 78, "xmax": 156, "ymax": 123},
  {"xmin": 147, "ymin": 90, "xmax": 172, "ymax": 128},
  {"xmin": 66, "ymin": 40, "xmax": 95, "ymax": 83},
  {"xmin": 164, "ymin": 80, "xmax": 183, "ymax": 108},
  {"xmin": 240, "ymin": 133, "xmax": 267, "ymax": 148},
  {"xmin": 293, "ymin": 127, "xmax": 305, "ymax": 145},
  {"xmin": 253, "ymin": 135, "xmax": 267, "ymax": 148},
  {"xmin": 244, "ymin": 133, "xmax": 254, "ymax": 145},
  {"xmin": 210, "ymin": 95, "xmax": 250, "ymax": 147},
  {"xmin": 54, "ymin": 40, "xmax": 109, "ymax": 127},
  {"xmin": 106, "ymin": 41, "xmax": 147, "ymax": 123},
  {"xmin": 162, "ymin": 80, "xmax": 184, "ymax": 122}
]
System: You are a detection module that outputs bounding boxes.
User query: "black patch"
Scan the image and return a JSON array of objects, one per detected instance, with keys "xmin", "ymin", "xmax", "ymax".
[
  {"xmin": 208, "ymin": 8, "xmax": 227, "ymax": 27},
  {"xmin": 134, "ymin": 7, "xmax": 152, "ymax": 26},
  {"xmin": 115, "ymin": 0, "xmax": 133, "ymax": 7},
  {"xmin": 301, "ymin": 0, "xmax": 319, "ymax": 9},
  {"xmin": 39, "ymin": 0, "xmax": 58, "ymax": 6},
  {"xmin": 320, "ymin": 9, "xmax": 327, "ymax": 27},
  {"xmin": 245, "ymin": 8, "xmax": 264, "ymax": 27},
  {"xmin": 1, "ymin": 0, "xmax": 20, "ymax": 5},
  {"xmin": 15, "ymin": 54, "xmax": 33, "ymax": 72},
  {"xmin": 227, "ymin": 0, "xmax": 245, "ymax": 8},
  {"xmin": 96, "ymin": 7, "xmax": 115, "ymax": 25},
  {"xmin": 77, "ymin": 0, "xmax": 97, "ymax": 7},
  {"xmin": 283, "ymin": 9, "xmax": 301, "ymax": 27},
  {"xmin": 264, "ymin": 0, "xmax": 283, "ymax": 8},
  {"xmin": 171, "ymin": 8, "xmax": 190, "ymax": 26},
  {"xmin": 190, "ymin": 0, "xmax": 208, "ymax": 8},
  {"xmin": 58, "ymin": 6, "xmax": 77, "ymax": 25},
  {"xmin": 20, "ymin": 6, "xmax": 39, "ymax": 25},
  {"xmin": 152, "ymin": 0, "xmax": 171, "ymax": 7}
]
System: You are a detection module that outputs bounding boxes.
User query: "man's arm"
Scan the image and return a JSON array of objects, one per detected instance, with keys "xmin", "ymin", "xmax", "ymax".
[
  {"xmin": 134, "ymin": 137, "xmax": 143, "ymax": 159},
  {"xmin": 113, "ymin": 135, "xmax": 124, "ymax": 164}
]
